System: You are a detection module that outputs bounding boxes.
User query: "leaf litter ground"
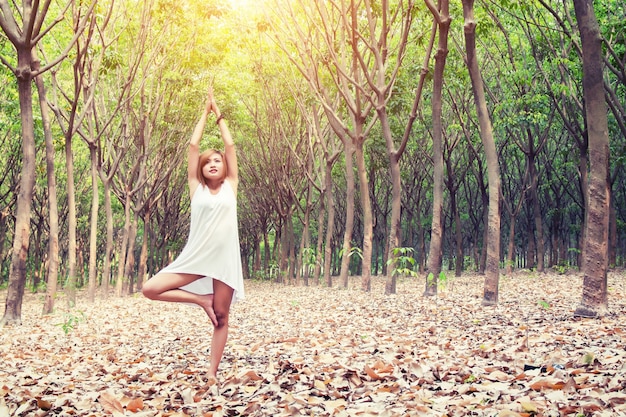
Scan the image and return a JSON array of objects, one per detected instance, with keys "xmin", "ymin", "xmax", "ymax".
[{"xmin": 1, "ymin": 272, "xmax": 625, "ymax": 416}]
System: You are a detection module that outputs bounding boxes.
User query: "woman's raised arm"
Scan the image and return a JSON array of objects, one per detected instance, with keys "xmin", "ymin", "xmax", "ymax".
[
  {"xmin": 187, "ymin": 91, "xmax": 212, "ymax": 197},
  {"xmin": 208, "ymin": 88, "xmax": 238, "ymax": 192}
]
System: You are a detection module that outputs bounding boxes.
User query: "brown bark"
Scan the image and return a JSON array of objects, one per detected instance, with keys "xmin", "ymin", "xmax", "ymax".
[
  {"xmin": 33, "ymin": 54, "xmax": 60, "ymax": 316},
  {"xmin": 100, "ymin": 176, "xmax": 114, "ymax": 297},
  {"xmin": 462, "ymin": 0, "xmax": 501, "ymax": 305},
  {"xmin": 137, "ymin": 208, "xmax": 150, "ymax": 290},
  {"xmin": 423, "ymin": 0, "xmax": 450, "ymax": 297},
  {"xmin": 271, "ymin": 0, "xmax": 377, "ymax": 291},
  {"xmin": 528, "ymin": 149, "xmax": 545, "ymax": 272},
  {"xmin": 0, "ymin": 0, "xmax": 43, "ymax": 324},
  {"xmin": 116, "ymin": 190, "xmax": 131, "ymax": 297},
  {"xmin": 572, "ymin": 0, "xmax": 610, "ymax": 317},
  {"xmin": 339, "ymin": 142, "xmax": 356, "ymax": 289},
  {"xmin": 2, "ymin": 56, "xmax": 37, "ymax": 326},
  {"xmin": 64, "ymin": 115, "xmax": 78, "ymax": 307},
  {"xmin": 87, "ymin": 144, "xmax": 99, "ymax": 300},
  {"xmin": 355, "ymin": 142, "xmax": 373, "ymax": 292},
  {"xmin": 351, "ymin": 0, "xmax": 415, "ymax": 295},
  {"xmin": 323, "ymin": 160, "xmax": 336, "ymax": 287}
]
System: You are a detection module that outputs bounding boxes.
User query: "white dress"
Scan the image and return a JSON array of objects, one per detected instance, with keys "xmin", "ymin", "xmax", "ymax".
[{"xmin": 158, "ymin": 179, "xmax": 245, "ymax": 302}]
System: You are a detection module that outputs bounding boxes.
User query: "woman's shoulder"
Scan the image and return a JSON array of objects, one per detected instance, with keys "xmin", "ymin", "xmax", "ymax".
[{"xmin": 189, "ymin": 180, "xmax": 203, "ymax": 200}]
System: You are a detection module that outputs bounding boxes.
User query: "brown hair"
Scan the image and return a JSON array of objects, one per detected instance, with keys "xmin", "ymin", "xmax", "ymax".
[{"xmin": 197, "ymin": 149, "xmax": 228, "ymax": 188}]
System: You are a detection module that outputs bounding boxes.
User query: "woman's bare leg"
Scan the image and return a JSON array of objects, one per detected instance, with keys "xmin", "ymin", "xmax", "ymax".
[
  {"xmin": 208, "ymin": 279, "xmax": 234, "ymax": 378},
  {"xmin": 142, "ymin": 273, "xmax": 217, "ymax": 326}
]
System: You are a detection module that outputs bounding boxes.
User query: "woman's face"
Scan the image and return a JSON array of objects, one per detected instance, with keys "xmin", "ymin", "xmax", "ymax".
[{"xmin": 202, "ymin": 152, "xmax": 225, "ymax": 181}]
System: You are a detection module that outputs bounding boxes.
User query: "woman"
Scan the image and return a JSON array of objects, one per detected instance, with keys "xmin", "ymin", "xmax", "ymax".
[{"xmin": 142, "ymin": 87, "xmax": 244, "ymax": 380}]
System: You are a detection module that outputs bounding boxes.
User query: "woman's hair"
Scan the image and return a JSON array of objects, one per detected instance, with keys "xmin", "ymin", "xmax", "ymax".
[{"xmin": 197, "ymin": 149, "xmax": 228, "ymax": 188}]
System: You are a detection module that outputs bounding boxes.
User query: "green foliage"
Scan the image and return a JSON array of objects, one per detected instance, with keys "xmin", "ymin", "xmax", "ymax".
[
  {"xmin": 55, "ymin": 310, "xmax": 86, "ymax": 335},
  {"xmin": 387, "ymin": 247, "xmax": 418, "ymax": 278},
  {"xmin": 425, "ymin": 270, "xmax": 453, "ymax": 292},
  {"xmin": 339, "ymin": 246, "xmax": 363, "ymax": 260},
  {"xmin": 464, "ymin": 374, "xmax": 477, "ymax": 384}
]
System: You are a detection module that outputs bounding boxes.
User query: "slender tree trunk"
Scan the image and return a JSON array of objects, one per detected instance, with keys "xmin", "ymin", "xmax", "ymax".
[
  {"xmin": 138, "ymin": 208, "xmax": 151, "ymax": 290},
  {"xmin": 101, "ymin": 176, "xmax": 114, "ymax": 297},
  {"xmin": 480, "ymin": 193, "xmax": 488, "ymax": 274},
  {"xmin": 87, "ymin": 145, "xmax": 99, "ymax": 301},
  {"xmin": 65, "ymin": 130, "xmax": 77, "ymax": 307},
  {"xmin": 424, "ymin": 0, "xmax": 450, "ymax": 297},
  {"xmin": 339, "ymin": 143, "xmax": 355, "ymax": 288},
  {"xmin": 355, "ymin": 142, "xmax": 373, "ymax": 292},
  {"xmin": 116, "ymin": 191, "xmax": 131, "ymax": 297},
  {"xmin": 314, "ymin": 187, "xmax": 326, "ymax": 285},
  {"xmin": 263, "ymin": 231, "xmax": 270, "ymax": 276},
  {"xmin": 322, "ymin": 162, "xmax": 336, "ymax": 286},
  {"xmin": 573, "ymin": 0, "xmax": 610, "ymax": 317},
  {"xmin": 528, "ymin": 153, "xmax": 545, "ymax": 272},
  {"xmin": 462, "ymin": 0, "xmax": 501, "ymax": 305},
  {"xmin": 298, "ymin": 195, "xmax": 312, "ymax": 286},
  {"xmin": 452, "ymin": 189, "xmax": 463, "ymax": 277},
  {"xmin": 34, "ymin": 56, "xmax": 60, "ymax": 315},
  {"xmin": 125, "ymin": 214, "xmax": 138, "ymax": 294},
  {"xmin": 1, "ymin": 49, "xmax": 37, "ymax": 326},
  {"xmin": 380, "ymin": 110, "xmax": 402, "ymax": 295},
  {"xmin": 287, "ymin": 214, "xmax": 297, "ymax": 284}
]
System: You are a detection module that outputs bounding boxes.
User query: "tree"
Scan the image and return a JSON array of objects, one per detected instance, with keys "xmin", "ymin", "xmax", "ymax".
[
  {"xmin": 461, "ymin": 0, "xmax": 501, "ymax": 305},
  {"xmin": 423, "ymin": 0, "xmax": 450, "ymax": 297},
  {"xmin": 34, "ymin": 50, "xmax": 61, "ymax": 315},
  {"xmin": 269, "ymin": 0, "xmax": 379, "ymax": 291},
  {"xmin": 0, "ymin": 0, "xmax": 92, "ymax": 325},
  {"xmin": 572, "ymin": 0, "xmax": 610, "ymax": 317}
]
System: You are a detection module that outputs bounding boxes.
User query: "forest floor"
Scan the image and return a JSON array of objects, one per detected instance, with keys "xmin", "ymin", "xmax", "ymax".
[{"xmin": 1, "ymin": 271, "xmax": 625, "ymax": 417}]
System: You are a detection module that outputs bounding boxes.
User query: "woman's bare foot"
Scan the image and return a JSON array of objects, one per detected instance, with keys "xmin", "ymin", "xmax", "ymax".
[{"xmin": 200, "ymin": 294, "xmax": 218, "ymax": 326}]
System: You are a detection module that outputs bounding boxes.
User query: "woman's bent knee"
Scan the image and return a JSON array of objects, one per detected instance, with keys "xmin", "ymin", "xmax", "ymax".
[{"xmin": 141, "ymin": 282, "xmax": 158, "ymax": 299}]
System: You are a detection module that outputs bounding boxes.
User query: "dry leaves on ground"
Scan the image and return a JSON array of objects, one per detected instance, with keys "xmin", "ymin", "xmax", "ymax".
[{"xmin": 1, "ymin": 272, "xmax": 625, "ymax": 416}]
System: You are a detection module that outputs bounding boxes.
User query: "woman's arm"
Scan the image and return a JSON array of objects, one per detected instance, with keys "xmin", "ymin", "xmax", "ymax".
[
  {"xmin": 188, "ymin": 91, "xmax": 212, "ymax": 197},
  {"xmin": 208, "ymin": 88, "xmax": 238, "ymax": 193}
]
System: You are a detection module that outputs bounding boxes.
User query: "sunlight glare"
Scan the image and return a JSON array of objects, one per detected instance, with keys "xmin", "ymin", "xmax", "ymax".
[{"xmin": 227, "ymin": 0, "xmax": 253, "ymax": 11}]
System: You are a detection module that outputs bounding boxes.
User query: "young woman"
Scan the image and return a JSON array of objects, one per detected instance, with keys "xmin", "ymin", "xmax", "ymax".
[{"xmin": 142, "ymin": 87, "xmax": 245, "ymax": 380}]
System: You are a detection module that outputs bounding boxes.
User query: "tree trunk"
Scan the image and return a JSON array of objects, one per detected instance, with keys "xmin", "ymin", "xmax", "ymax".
[
  {"xmin": 297, "ymin": 191, "xmax": 312, "ymax": 286},
  {"xmin": 528, "ymin": 152, "xmax": 545, "ymax": 272},
  {"xmin": 573, "ymin": 0, "xmax": 610, "ymax": 317},
  {"xmin": 314, "ymin": 185, "xmax": 326, "ymax": 285},
  {"xmin": 380, "ymin": 113, "xmax": 402, "ymax": 295},
  {"xmin": 116, "ymin": 191, "xmax": 131, "ymax": 297},
  {"xmin": 452, "ymin": 189, "xmax": 464, "ymax": 277},
  {"xmin": 138, "ymin": 208, "xmax": 151, "ymax": 291},
  {"xmin": 124, "ymin": 214, "xmax": 138, "ymax": 294},
  {"xmin": 1, "ymin": 49, "xmax": 37, "ymax": 326},
  {"xmin": 65, "ymin": 128, "xmax": 77, "ymax": 307},
  {"xmin": 339, "ymin": 142, "xmax": 355, "ymax": 288},
  {"xmin": 462, "ymin": 0, "xmax": 501, "ymax": 305},
  {"xmin": 355, "ymin": 142, "xmax": 373, "ymax": 292},
  {"xmin": 34, "ymin": 55, "xmax": 60, "ymax": 316},
  {"xmin": 101, "ymin": 176, "xmax": 114, "ymax": 297},
  {"xmin": 424, "ymin": 0, "xmax": 450, "ymax": 297},
  {"xmin": 87, "ymin": 145, "xmax": 99, "ymax": 301}
]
